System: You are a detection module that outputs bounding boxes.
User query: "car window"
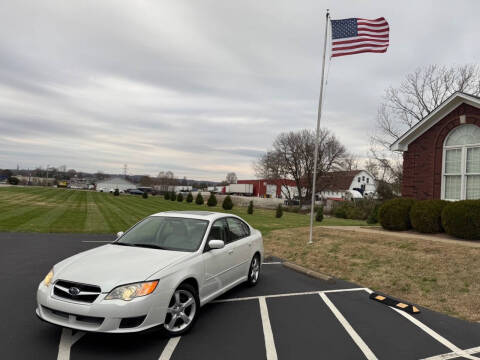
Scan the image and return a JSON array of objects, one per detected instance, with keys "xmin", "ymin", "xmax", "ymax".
[
  {"xmin": 208, "ymin": 219, "xmax": 228, "ymax": 242},
  {"xmin": 226, "ymin": 218, "xmax": 247, "ymax": 242},
  {"xmin": 241, "ymin": 222, "xmax": 251, "ymax": 236}
]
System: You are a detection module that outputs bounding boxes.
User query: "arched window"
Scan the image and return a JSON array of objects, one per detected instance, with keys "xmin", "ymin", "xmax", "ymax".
[{"xmin": 443, "ymin": 124, "xmax": 480, "ymax": 200}]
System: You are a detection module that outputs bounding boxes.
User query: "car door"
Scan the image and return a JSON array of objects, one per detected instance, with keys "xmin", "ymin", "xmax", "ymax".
[
  {"xmin": 225, "ymin": 217, "xmax": 251, "ymax": 282},
  {"xmin": 201, "ymin": 218, "xmax": 237, "ymax": 299}
]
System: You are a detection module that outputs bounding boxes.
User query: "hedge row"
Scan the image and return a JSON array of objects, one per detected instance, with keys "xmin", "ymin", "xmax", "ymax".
[{"xmin": 379, "ymin": 198, "xmax": 480, "ymax": 240}]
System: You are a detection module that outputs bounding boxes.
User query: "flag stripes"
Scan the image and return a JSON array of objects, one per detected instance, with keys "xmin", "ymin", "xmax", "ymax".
[{"xmin": 331, "ymin": 17, "xmax": 390, "ymax": 58}]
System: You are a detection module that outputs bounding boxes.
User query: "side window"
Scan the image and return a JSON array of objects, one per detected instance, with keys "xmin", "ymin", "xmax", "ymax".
[
  {"xmin": 226, "ymin": 218, "xmax": 247, "ymax": 242},
  {"xmin": 242, "ymin": 222, "xmax": 251, "ymax": 236},
  {"xmin": 208, "ymin": 219, "xmax": 228, "ymax": 242}
]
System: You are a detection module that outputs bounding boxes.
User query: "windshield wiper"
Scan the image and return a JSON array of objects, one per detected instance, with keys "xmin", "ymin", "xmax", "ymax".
[{"xmin": 131, "ymin": 243, "xmax": 166, "ymax": 250}]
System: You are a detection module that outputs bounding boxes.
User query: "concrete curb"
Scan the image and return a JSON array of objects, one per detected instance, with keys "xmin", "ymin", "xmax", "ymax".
[{"xmin": 282, "ymin": 261, "xmax": 335, "ymax": 283}]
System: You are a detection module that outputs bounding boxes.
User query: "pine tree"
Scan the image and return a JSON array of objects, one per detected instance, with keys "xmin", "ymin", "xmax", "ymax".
[
  {"xmin": 186, "ymin": 192, "xmax": 193, "ymax": 203},
  {"xmin": 195, "ymin": 193, "xmax": 204, "ymax": 205},
  {"xmin": 164, "ymin": 192, "xmax": 170, "ymax": 200},
  {"xmin": 207, "ymin": 193, "xmax": 217, "ymax": 207},
  {"xmin": 142, "ymin": 191, "xmax": 148, "ymax": 199},
  {"xmin": 315, "ymin": 206, "xmax": 323, "ymax": 222},
  {"xmin": 170, "ymin": 192, "xmax": 177, "ymax": 201},
  {"xmin": 177, "ymin": 193, "xmax": 184, "ymax": 202},
  {"xmin": 222, "ymin": 195, "xmax": 233, "ymax": 210},
  {"xmin": 247, "ymin": 200, "xmax": 254, "ymax": 214},
  {"xmin": 275, "ymin": 204, "xmax": 283, "ymax": 218}
]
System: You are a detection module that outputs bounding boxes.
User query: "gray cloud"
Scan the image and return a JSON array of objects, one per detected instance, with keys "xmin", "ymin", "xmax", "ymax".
[{"xmin": 0, "ymin": 0, "xmax": 478, "ymax": 180}]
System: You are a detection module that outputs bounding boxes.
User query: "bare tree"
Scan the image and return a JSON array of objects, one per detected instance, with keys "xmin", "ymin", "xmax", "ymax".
[
  {"xmin": 255, "ymin": 129, "xmax": 347, "ymax": 204},
  {"xmin": 370, "ymin": 64, "xmax": 480, "ymax": 189},
  {"xmin": 156, "ymin": 171, "xmax": 176, "ymax": 191},
  {"xmin": 226, "ymin": 172, "xmax": 238, "ymax": 184}
]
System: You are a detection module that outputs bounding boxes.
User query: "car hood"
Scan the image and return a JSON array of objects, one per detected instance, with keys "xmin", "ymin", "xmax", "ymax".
[{"xmin": 54, "ymin": 244, "xmax": 190, "ymax": 292}]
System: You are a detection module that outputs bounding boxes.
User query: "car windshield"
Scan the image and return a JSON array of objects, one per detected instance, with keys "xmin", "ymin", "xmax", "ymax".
[{"xmin": 116, "ymin": 216, "xmax": 209, "ymax": 252}]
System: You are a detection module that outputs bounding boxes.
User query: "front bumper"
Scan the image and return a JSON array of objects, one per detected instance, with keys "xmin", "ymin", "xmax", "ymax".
[{"xmin": 36, "ymin": 282, "xmax": 172, "ymax": 333}]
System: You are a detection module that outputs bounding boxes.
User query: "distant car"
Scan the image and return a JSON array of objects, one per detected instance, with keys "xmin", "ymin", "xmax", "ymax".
[
  {"xmin": 127, "ymin": 189, "xmax": 144, "ymax": 195},
  {"xmin": 36, "ymin": 211, "xmax": 264, "ymax": 335}
]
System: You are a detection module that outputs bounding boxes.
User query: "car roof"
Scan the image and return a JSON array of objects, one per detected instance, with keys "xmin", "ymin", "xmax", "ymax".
[{"xmin": 150, "ymin": 211, "xmax": 234, "ymax": 221}]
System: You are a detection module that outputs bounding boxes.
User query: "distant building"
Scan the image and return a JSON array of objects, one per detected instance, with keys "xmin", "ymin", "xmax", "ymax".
[
  {"xmin": 96, "ymin": 177, "xmax": 136, "ymax": 193},
  {"xmin": 317, "ymin": 170, "xmax": 376, "ymax": 200},
  {"xmin": 174, "ymin": 185, "xmax": 192, "ymax": 193},
  {"xmin": 238, "ymin": 170, "xmax": 377, "ymax": 200}
]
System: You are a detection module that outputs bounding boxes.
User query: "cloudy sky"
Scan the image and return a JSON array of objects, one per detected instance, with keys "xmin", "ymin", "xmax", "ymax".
[{"xmin": 0, "ymin": 1, "xmax": 478, "ymax": 181}]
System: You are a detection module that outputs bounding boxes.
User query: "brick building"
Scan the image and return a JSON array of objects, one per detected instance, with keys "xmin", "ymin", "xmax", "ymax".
[{"xmin": 391, "ymin": 92, "xmax": 480, "ymax": 200}]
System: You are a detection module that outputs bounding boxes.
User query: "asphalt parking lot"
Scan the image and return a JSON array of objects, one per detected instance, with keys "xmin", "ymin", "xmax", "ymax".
[{"xmin": 1, "ymin": 232, "xmax": 479, "ymax": 360}]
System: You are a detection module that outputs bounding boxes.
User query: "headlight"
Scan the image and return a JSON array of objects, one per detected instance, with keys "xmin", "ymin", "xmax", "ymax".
[
  {"xmin": 105, "ymin": 280, "xmax": 159, "ymax": 301},
  {"xmin": 43, "ymin": 269, "xmax": 54, "ymax": 287}
]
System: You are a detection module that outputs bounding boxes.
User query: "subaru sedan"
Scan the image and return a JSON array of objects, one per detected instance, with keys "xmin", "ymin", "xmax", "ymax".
[{"xmin": 36, "ymin": 211, "xmax": 264, "ymax": 335}]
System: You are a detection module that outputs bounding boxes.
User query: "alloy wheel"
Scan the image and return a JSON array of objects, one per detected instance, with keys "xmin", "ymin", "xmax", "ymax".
[
  {"xmin": 164, "ymin": 289, "xmax": 197, "ymax": 333},
  {"xmin": 250, "ymin": 256, "xmax": 260, "ymax": 283}
]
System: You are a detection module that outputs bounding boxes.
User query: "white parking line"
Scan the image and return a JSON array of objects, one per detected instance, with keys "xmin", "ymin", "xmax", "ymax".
[
  {"xmin": 158, "ymin": 336, "xmax": 181, "ymax": 360},
  {"xmin": 319, "ymin": 292, "xmax": 378, "ymax": 360},
  {"xmin": 262, "ymin": 262, "xmax": 282, "ymax": 265},
  {"xmin": 213, "ymin": 287, "xmax": 368, "ymax": 303},
  {"xmin": 259, "ymin": 296, "xmax": 278, "ymax": 360},
  {"xmin": 421, "ymin": 346, "xmax": 480, "ymax": 360},
  {"xmin": 362, "ymin": 288, "xmax": 480, "ymax": 360},
  {"xmin": 391, "ymin": 308, "xmax": 480, "ymax": 360},
  {"xmin": 57, "ymin": 329, "xmax": 85, "ymax": 360}
]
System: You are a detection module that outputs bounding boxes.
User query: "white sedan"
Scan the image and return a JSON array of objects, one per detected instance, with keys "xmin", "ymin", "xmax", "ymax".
[{"xmin": 36, "ymin": 211, "xmax": 264, "ymax": 335}]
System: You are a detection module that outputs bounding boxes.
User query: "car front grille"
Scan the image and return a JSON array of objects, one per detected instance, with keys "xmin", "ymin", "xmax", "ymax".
[{"xmin": 53, "ymin": 280, "xmax": 101, "ymax": 303}]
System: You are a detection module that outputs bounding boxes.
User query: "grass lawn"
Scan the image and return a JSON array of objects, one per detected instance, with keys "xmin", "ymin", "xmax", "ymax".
[
  {"xmin": 0, "ymin": 187, "xmax": 368, "ymax": 235},
  {"xmin": 265, "ymin": 226, "xmax": 480, "ymax": 322}
]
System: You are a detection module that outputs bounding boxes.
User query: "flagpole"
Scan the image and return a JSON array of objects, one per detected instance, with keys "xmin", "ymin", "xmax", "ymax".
[{"xmin": 308, "ymin": 9, "xmax": 330, "ymax": 244}]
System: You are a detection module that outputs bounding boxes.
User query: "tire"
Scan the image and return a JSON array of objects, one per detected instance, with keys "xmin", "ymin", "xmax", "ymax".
[
  {"xmin": 163, "ymin": 283, "xmax": 199, "ymax": 336},
  {"xmin": 247, "ymin": 254, "xmax": 261, "ymax": 287}
]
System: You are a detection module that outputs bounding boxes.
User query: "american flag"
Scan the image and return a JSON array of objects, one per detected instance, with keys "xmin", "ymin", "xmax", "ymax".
[{"xmin": 330, "ymin": 17, "xmax": 389, "ymax": 58}]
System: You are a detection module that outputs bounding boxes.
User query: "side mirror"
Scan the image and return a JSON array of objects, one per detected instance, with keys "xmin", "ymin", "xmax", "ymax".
[
  {"xmin": 208, "ymin": 239, "xmax": 225, "ymax": 250},
  {"xmin": 116, "ymin": 231, "xmax": 124, "ymax": 239}
]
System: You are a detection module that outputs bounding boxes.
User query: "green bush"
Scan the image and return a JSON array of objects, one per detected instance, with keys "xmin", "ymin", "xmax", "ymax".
[
  {"xmin": 315, "ymin": 207, "xmax": 323, "ymax": 222},
  {"xmin": 170, "ymin": 192, "xmax": 176, "ymax": 201},
  {"xmin": 195, "ymin": 193, "xmax": 204, "ymax": 205},
  {"xmin": 379, "ymin": 198, "xmax": 416, "ymax": 231},
  {"xmin": 186, "ymin": 192, "xmax": 193, "ymax": 203},
  {"xmin": 275, "ymin": 204, "xmax": 283, "ymax": 218},
  {"xmin": 442, "ymin": 200, "xmax": 480, "ymax": 240},
  {"xmin": 142, "ymin": 191, "xmax": 148, "ymax": 199},
  {"xmin": 366, "ymin": 204, "xmax": 380, "ymax": 224},
  {"xmin": 222, "ymin": 195, "xmax": 233, "ymax": 210},
  {"xmin": 113, "ymin": 188, "xmax": 120, "ymax": 196},
  {"xmin": 334, "ymin": 206, "xmax": 347, "ymax": 218},
  {"xmin": 333, "ymin": 199, "xmax": 377, "ymax": 220},
  {"xmin": 164, "ymin": 192, "xmax": 170, "ymax": 200},
  {"xmin": 247, "ymin": 200, "xmax": 254, "ymax": 214},
  {"xmin": 177, "ymin": 193, "xmax": 184, "ymax": 202},
  {"xmin": 207, "ymin": 193, "xmax": 217, "ymax": 207},
  {"xmin": 410, "ymin": 200, "xmax": 448, "ymax": 233}
]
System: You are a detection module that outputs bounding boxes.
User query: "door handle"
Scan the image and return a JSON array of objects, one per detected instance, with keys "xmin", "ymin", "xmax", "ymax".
[{"xmin": 228, "ymin": 250, "xmax": 234, "ymax": 254}]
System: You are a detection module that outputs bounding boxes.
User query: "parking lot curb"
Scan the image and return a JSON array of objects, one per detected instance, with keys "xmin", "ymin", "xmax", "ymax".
[
  {"xmin": 370, "ymin": 292, "xmax": 421, "ymax": 314},
  {"xmin": 282, "ymin": 262, "xmax": 335, "ymax": 283}
]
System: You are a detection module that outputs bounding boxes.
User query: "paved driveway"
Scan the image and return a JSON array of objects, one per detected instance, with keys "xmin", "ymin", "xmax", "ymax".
[{"xmin": 1, "ymin": 232, "xmax": 479, "ymax": 360}]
